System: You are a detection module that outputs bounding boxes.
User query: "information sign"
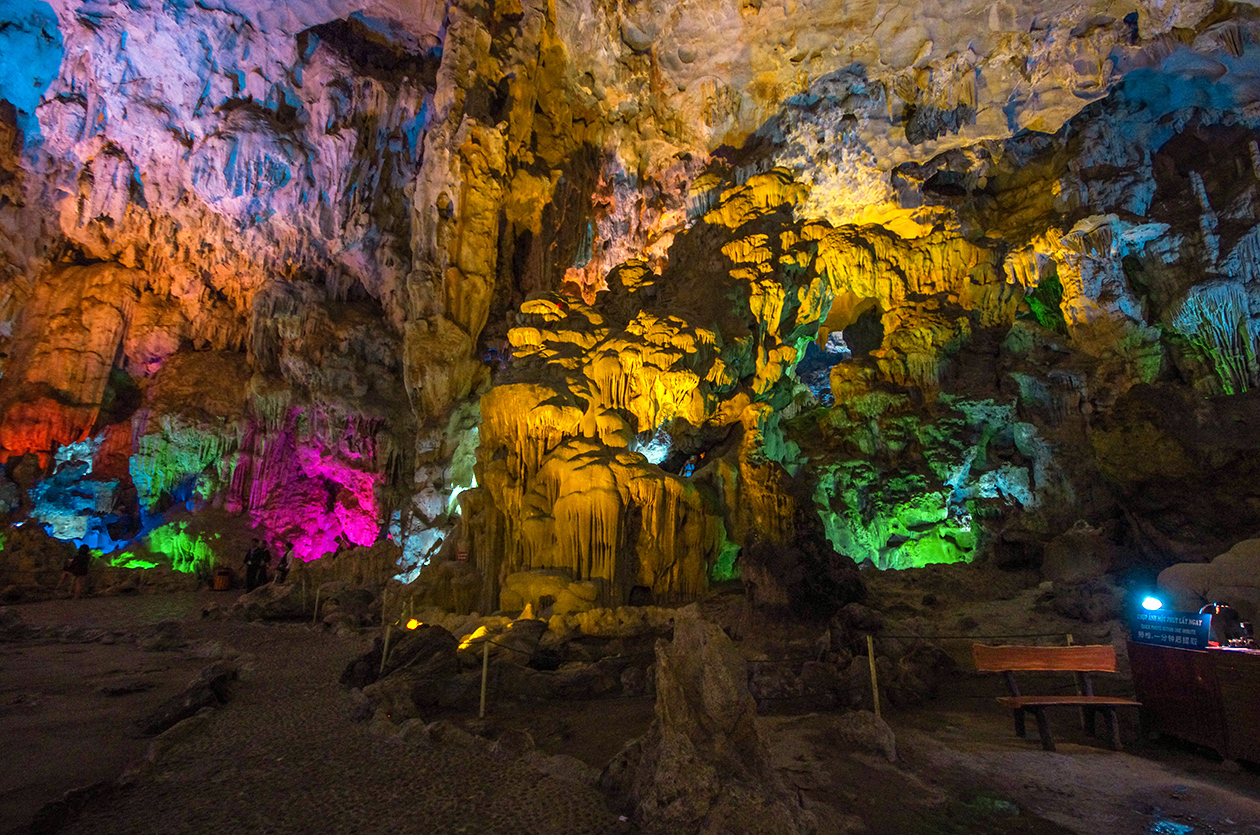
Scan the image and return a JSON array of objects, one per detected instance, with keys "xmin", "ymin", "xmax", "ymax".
[{"xmin": 1132, "ymin": 609, "xmax": 1210, "ymax": 649}]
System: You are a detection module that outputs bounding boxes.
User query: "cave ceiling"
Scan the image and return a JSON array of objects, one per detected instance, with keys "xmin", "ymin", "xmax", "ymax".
[{"xmin": 3, "ymin": 0, "xmax": 1260, "ymax": 605}]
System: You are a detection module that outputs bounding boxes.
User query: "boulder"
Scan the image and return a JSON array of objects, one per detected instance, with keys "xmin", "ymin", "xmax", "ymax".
[
  {"xmin": 229, "ymin": 582, "xmax": 307, "ymax": 621},
  {"xmin": 456, "ymin": 617, "xmax": 548, "ymax": 667},
  {"xmin": 835, "ymin": 602, "xmax": 884, "ymax": 637},
  {"xmin": 347, "ymin": 625, "xmax": 461, "ymax": 720},
  {"xmin": 362, "ymin": 673, "xmax": 424, "ymax": 722},
  {"xmin": 133, "ymin": 661, "xmax": 237, "ymax": 737},
  {"xmin": 397, "ymin": 717, "xmax": 433, "ymax": 746},
  {"xmin": 1160, "ymin": 539, "xmax": 1260, "ymax": 621},
  {"xmin": 0, "ymin": 606, "xmax": 28, "ymax": 638},
  {"xmin": 340, "ymin": 623, "xmax": 459, "ymax": 688},
  {"xmin": 831, "ymin": 710, "xmax": 896, "ymax": 763},
  {"xmin": 1051, "ymin": 578, "xmax": 1124, "ymax": 623},
  {"xmin": 1041, "ymin": 521, "xmax": 1117, "ymax": 583},
  {"xmin": 138, "ymin": 619, "xmax": 184, "ymax": 651},
  {"xmin": 601, "ymin": 607, "xmax": 816, "ymax": 835}
]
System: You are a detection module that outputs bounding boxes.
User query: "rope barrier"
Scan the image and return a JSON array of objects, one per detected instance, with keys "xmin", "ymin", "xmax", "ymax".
[
  {"xmin": 471, "ymin": 632, "xmax": 1098, "ymax": 667},
  {"xmin": 445, "ymin": 628, "xmax": 1111, "ymax": 716},
  {"xmin": 478, "ymin": 637, "xmax": 656, "ymax": 660}
]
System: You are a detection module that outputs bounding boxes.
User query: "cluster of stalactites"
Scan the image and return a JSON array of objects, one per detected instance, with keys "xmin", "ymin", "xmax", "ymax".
[
  {"xmin": 475, "ymin": 425, "xmax": 716, "ymax": 603},
  {"xmin": 467, "ymin": 164, "xmax": 1046, "ymax": 598}
]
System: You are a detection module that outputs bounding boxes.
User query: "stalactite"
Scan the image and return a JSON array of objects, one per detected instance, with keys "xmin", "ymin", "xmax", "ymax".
[{"xmin": 1170, "ymin": 281, "xmax": 1255, "ymax": 394}]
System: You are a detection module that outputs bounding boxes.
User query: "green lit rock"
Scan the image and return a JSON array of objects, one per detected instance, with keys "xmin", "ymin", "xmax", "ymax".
[
  {"xmin": 130, "ymin": 418, "xmax": 237, "ymax": 512},
  {"xmin": 796, "ymin": 396, "xmax": 1046, "ymax": 570},
  {"xmin": 145, "ymin": 521, "xmax": 220, "ymax": 575}
]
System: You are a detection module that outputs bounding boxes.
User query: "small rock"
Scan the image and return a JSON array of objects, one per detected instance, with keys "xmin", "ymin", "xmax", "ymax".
[
  {"xmin": 425, "ymin": 719, "xmax": 482, "ymax": 749},
  {"xmin": 620, "ymin": 665, "xmax": 646, "ymax": 695},
  {"xmin": 138, "ymin": 620, "xmax": 184, "ymax": 652},
  {"xmin": 348, "ymin": 688, "xmax": 372, "ymax": 723},
  {"xmin": 397, "ymin": 718, "xmax": 432, "ymax": 746},
  {"xmin": 831, "ymin": 709, "xmax": 896, "ymax": 763},
  {"xmin": 369, "ymin": 708, "xmax": 397, "ymax": 737},
  {"xmin": 191, "ymin": 640, "xmax": 229, "ymax": 659},
  {"xmin": 528, "ymin": 752, "xmax": 600, "ymax": 786},
  {"xmin": 490, "ymin": 728, "xmax": 535, "ymax": 760}
]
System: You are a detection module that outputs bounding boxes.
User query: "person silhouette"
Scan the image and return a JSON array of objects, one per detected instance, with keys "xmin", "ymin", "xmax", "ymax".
[
  {"xmin": 60, "ymin": 544, "xmax": 91, "ymax": 599},
  {"xmin": 243, "ymin": 539, "xmax": 267, "ymax": 591},
  {"xmin": 276, "ymin": 542, "xmax": 294, "ymax": 584}
]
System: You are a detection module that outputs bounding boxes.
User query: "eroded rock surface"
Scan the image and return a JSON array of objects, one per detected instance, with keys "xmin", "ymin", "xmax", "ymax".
[
  {"xmin": 601, "ymin": 608, "xmax": 815, "ymax": 834},
  {"xmin": 5, "ymin": 0, "xmax": 1260, "ymax": 606}
]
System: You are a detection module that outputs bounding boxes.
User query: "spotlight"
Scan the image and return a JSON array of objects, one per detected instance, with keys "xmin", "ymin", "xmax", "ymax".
[
  {"xmin": 406, "ymin": 618, "xmax": 421, "ymax": 630},
  {"xmin": 1141, "ymin": 596, "xmax": 1163, "ymax": 611}
]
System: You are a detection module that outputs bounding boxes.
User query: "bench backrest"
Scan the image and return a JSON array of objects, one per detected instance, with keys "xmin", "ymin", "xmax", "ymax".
[{"xmin": 972, "ymin": 643, "xmax": 1117, "ymax": 673}]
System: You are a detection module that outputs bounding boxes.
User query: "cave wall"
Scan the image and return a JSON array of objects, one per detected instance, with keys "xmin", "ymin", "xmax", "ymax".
[{"xmin": 3, "ymin": 0, "xmax": 1260, "ymax": 602}]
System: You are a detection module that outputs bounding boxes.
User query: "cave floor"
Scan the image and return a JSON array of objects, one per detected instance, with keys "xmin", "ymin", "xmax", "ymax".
[
  {"xmin": 761, "ymin": 684, "xmax": 1260, "ymax": 835},
  {"xmin": 1, "ymin": 593, "xmax": 1258, "ymax": 835}
]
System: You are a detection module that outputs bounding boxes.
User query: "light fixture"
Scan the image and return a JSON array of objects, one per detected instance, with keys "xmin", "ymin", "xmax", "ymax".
[
  {"xmin": 1141, "ymin": 596, "xmax": 1163, "ymax": 611},
  {"xmin": 406, "ymin": 618, "xmax": 421, "ymax": 630}
]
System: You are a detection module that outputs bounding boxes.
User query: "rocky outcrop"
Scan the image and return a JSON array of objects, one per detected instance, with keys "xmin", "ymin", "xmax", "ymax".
[
  {"xmin": 133, "ymin": 661, "xmax": 238, "ymax": 737},
  {"xmin": 1160, "ymin": 539, "xmax": 1260, "ymax": 622},
  {"xmin": 601, "ymin": 608, "xmax": 815, "ymax": 835}
]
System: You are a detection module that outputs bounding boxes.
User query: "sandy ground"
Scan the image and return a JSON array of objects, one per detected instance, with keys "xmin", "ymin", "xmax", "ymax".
[{"xmin": 2, "ymin": 591, "xmax": 1259, "ymax": 835}]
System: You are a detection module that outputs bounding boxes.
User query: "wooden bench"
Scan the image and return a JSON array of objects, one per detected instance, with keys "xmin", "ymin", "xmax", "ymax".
[{"xmin": 972, "ymin": 643, "xmax": 1141, "ymax": 752}]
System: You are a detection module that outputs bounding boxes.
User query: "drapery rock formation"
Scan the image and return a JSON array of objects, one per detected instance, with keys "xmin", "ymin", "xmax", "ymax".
[{"xmin": 5, "ymin": 0, "xmax": 1260, "ymax": 602}]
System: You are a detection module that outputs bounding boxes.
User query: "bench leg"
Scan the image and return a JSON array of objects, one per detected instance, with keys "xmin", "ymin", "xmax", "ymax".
[
  {"xmin": 1013, "ymin": 708, "xmax": 1026, "ymax": 739},
  {"xmin": 1105, "ymin": 707, "xmax": 1122, "ymax": 750},
  {"xmin": 1032, "ymin": 707, "xmax": 1055, "ymax": 752}
]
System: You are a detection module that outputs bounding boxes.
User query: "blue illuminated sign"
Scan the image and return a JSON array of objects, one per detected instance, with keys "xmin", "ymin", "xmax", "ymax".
[{"xmin": 1132, "ymin": 609, "xmax": 1210, "ymax": 649}]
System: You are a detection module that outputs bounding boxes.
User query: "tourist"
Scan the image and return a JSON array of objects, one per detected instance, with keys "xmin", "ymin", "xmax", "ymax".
[
  {"xmin": 243, "ymin": 539, "xmax": 267, "ymax": 591},
  {"xmin": 275, "ymin": 542, "xmax": 293, "ymax": 584},
  {"xmin": 68, "ymin": 544, "xmax": 91, "ymax": 599}
]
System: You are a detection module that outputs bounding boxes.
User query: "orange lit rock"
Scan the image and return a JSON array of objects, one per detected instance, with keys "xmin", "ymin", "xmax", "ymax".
[
  {"xmin": 0, "ymin": 398, "xmax": 96, "ymax": 466},
  {"xmin": 0, "ymin": 264, "xmax": 141, "ymax": 462}
]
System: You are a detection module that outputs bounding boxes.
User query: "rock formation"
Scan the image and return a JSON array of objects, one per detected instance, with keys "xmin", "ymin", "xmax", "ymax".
[
  {"xmin": 4, "ymin": 0, "xmax": 1260, "ymax": 605},
  {"xmin": 601, "ymin": 608, "xmax": 815, "ymax": 834}
]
